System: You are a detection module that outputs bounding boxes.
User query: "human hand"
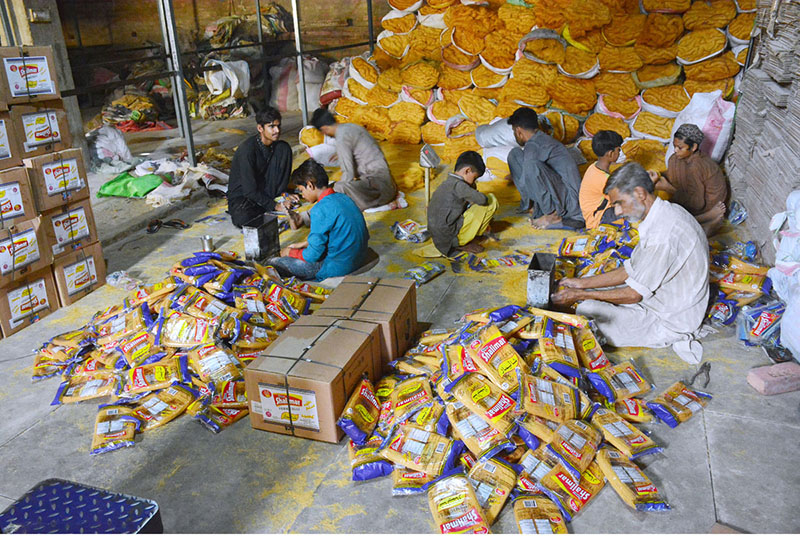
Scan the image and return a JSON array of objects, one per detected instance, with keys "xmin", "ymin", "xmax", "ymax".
[
  {"xmin": 648, "ymin": 170, "xmax": 660, "ymax": 184},
  {"xmin": 280, "ymin": 246, "xmax": 292, "ymax": 257},
  {"xmin": 551, "ymin": 287, "xmax": 583, "ymax": 306},
  {"xmin": 558, "ymin": 277, "xmax": 584, "ymax": 289},
  {"xmin": 287, "ymin": 209, "xmax": 303, "ymax": 230}
]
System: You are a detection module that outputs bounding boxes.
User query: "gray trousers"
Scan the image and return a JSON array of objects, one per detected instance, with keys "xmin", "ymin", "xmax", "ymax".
[{"xmin": 508, "ymin": 146, "xmax": 570, "ymax": 219}]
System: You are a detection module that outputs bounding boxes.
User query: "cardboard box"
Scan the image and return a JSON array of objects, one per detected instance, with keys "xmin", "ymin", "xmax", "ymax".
[
  {"xmin": 9, "ymin": 101, "xmax": 71, "ymax": 159},
  {"xmin": 0, "ymin": 266, "xmax": 58, "ymax": 336},
  {"xmin": 24, "ymin": 148, "xmax": 89, "ymax": 212},
  {"xmin": 314, "ymin": 276, "xmax": 418, "ymax": 370},
  {"xmin": 0, "ymin": 216, "xmax": 53, "ymax": 288},
  {"xmin": 0, "ymin": 46, "xmax": 60, "ymax": 105},
  {"xmin": 0, "ymin": 112, "xmax": 22, "ymax": 170},
  {"xmin": 41, "ymin": 199, "xmax": 97, "ymax": 259},
  {"xmin": 244, "ymin": 317, "xmax": 382, "ymax": 443},
  {"xmin": 0, "ymin": 166, "xmax": 36, "ymax": 226},
  {"xmin": 51, "ymin": 241, "xmax": 106, "ymax": 307}
]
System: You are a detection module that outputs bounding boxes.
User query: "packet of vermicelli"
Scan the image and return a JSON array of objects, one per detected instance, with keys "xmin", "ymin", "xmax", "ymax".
[
  {"xmin": 516, "ymin": 444, "xmax": 566, "ymax": 492},
  {"xmin": 393, "ymin": 376, "xmax": 435, "ymax": 423},
  {"xmin": 517, "ymin": 373, "xmax": 579, "ymax": 423},
  {"xmin": 512, "ymin": 495, "xmax": 569, "ymax": 534},
  {"xmin": 450, "ymin": 373, "xmax": 517, "ymax": 436},
  {"xmin": 90, "ymin": 404, "xmax": 141, "ymax": 455},
  {"xmin": 464, "ymin": 324, "xmax": 522, "ymax": 392},
  {"xmin": 338, "ymin": 377, "xmax": 381, "ymax": 444},
  {"xmin": 131, "ymin": 382, "xmax": 197, "ymax": 431},
  {"xmin": 546, "ymin": 419, "xmax": 602, "ymax": 478},
  {"xmin": 467, "ymin": 458, "xmax": 517, "ymax": 523},
  {"xmin": 120, "ymin": 355, "xmax": 190, "ymax": 397},
  {"xmin": 349, "ymin": 435, "xmax": 393, "ymax": 481},
  {"xmin": 646, "ymin": 381, "xmax": 711, "ymax": 428},
  {"xmin": 587, "ymin": 360, "xmax": 651, "ymax": 402},
  {"xmin": 536, "ymin": 460, "xmax": 605, "ymax": 521},
  {"xmin": 538, "ymin": 322, "xmax": 581, "ymax": 378},
  {"xmin": 427, "ymin": 471, "xmax": 491, "ymax": 534},
  {"xmin": 392, "ymin": 466, "xmax": 437, "ymax": 495},
  {"xmin": 591, "ymin": 407, "xmax": 662, "ymax": 459},
  {"xmin": 595, "ymin": 446, "xmax": 670, "ymax": 511},
  {"xmin": 187, "ymin": 344, "xmax": 242, "ymax": 384},
  {"xmin": 516, "ymin": 413, "xmax": 559, "ymax": 448},
  {"xmin": 380, "ymin": 424, "xmax": 459, "ymax": 475},
  {"xmin": 613, "ymin": 397, "xmax": 655, "ymax": 423},
  {"xmin": 446, "ymin": 400, "xmax": 515, "ymax": 461},
  {"xmin": 571, "ymin": 326, "xmax": 610, "ymax": 371}
]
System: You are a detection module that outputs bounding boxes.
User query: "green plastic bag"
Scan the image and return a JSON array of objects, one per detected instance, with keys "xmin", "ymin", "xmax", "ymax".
[{"xmin": 98, "ymin": 172, "xmax": 163, "ymax": 198}]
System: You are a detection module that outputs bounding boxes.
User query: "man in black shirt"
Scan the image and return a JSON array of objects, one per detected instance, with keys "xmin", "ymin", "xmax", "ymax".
[{"xmin": 227, "ymin": 107, "xmax": 293, "ymax": 227}]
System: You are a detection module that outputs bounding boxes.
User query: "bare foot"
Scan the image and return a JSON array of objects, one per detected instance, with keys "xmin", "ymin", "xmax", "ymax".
[
  {"xmin": 287, "ymin": 210, "xmax": 303, "ymax": 230},
  {"xmin": 456, "ymin": 241, "xmax": 485, "ymax": 254},
  {"xmin": 709, "ymin": 201, "xmax": 726, "ymax": 220},
  {"xmin": 530, "ymin": 212, "xmax": 562, "ymax": 229}
]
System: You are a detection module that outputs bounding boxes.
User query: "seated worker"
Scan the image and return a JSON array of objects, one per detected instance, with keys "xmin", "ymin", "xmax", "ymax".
[
  {"xmin": 418, "ymin": 150, "xmax": 499, "ymax": 256},
  {"xmin": 268, "ymin": 159, "xmax": 369, "ymax": 281},
  {"xmin": 310, "ymin": 108, "xmax": 398, "ymax": 211},
  {"xmin": 552, "ymin": 162, "xmax": 709, "ymax": 364},
  {"xmin": 507, "ymin": 107, "xmax": 584, "ymax": 230},
  {"xmin": 649, "ymin": 123, "xmax": 728, "ymax": 236},
  {"xmin": 579, "ymin": 130, "xmax": 623, "ymax": 229},
  {"xmin": 226, "ymin": 106, "xmax": 293, "ymax": 228}
]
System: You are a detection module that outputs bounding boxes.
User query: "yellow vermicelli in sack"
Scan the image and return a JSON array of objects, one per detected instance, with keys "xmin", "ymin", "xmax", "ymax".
[
  {"xmin": 380, "ymin": 32, "xmax": 411, "ymax": 58},
  {"xmin": 547, "ymin": 76, "xmax": 597, "ymax": 112},
  {"xmin": 438, "ymin": 66, "xmax": 473, "ymax": 90},
  {"xmin": 635, "ymin": 42, "xmax": 678, "ymax": 65},
  {"xmin": 382, "ymin": 12, "xmax": 417, "ymax": 34},
  {"xmin": 471, "ymin": 65, "xmax": 506, "ymax": 89},
  {"xmin": 381, "ymin": 424, "xmax": 455, "ymax": 475},
  {"xmin": 513, "ymin": 495, "xmax": 568, "ymax": 534},
  {"xmin": 634, "ymin": 111, "xmax": 675, "ymax": 140},
  {"xmin": 452, "ymin": 27, "xmax": 486, "ymax": 56},
  {"xmin": 346, "ymin": 77, "xmax": 371, "ymax": 102},
  {"xmin": 388, "ymin": 121, "xmax": 423, "ymax": 144},
  {"xmin": 559, "ymin": 47, "xmax": 598, "ymax": 75},
  {"xmin": 428, "ymin": 473, "xmax": 491, "ymax": 534},
  {"xmin": 132, "ymin": 383, "xmax": 195, "ymax": 431},
  {"xmin": 352, "ymin": 57, "xmax": 379, "ymax": 84},
  {"xmin": 677, "ymin": 29, "xmax": 726, "ymax": 62},
  {"xmin": 564, "ymin": 0, "xmax": 612, "ymax": 38},
  {"xmin": 458, "ymin": 94, "xmax": 497, "ymax": 124},
  {"xmin": 602, "ymin": 95, "xmax": 640, "ymax": 119},
  {"xmin": 388, "ymin": 102, "xmax": 426, "ymax": 125},
  {"xmin": 642, "ymin": 0, "xmax": 690, "ymax": 12},
  {"xmin": 427, "ymin": 0, "xmax": 456, "ymax": 8},
  {"xmin": 684, "ymin": 77, "xmax": 734, "ymax": 97},
  {"xmin": 441, "ymin": 134, "xmax": 481, "ymax": 163},
  {"xmin": 300, "ymin": 126, "xmax": 324, "ymax": 147},
  {"xmin": 91, "ymin": 405, "xmax": 140, "ymax": 455},
  {"xmin": 370, "ymin": 48, "xmax": 400, "ymax": 71},
  {"xmin": 450, "ymin": 120, "xmax": 477, "ymax": 137},
  {"xmin": 736, "ymin": 47, "xmax": 748, "ymax": 65},
  {"xmin": 641, "ymin": 84, "xmax": 689, "ymax": 112},
  {"xmin": 467, "ymin": 458, "xmax": 517, "ymax": 523},
  {"xmin": 682, "ymin": 0, "xmax": 736, "ymax": 30},
  {"xmin": 498, "ymin": 3, "xmax": 538, "ymax": 36},
  {"xmin": 366, "ymin": 85, "xmax": 399, "ymax": 107},
  {"xmin": 444, "ymin": 4, "xmax": 500, "ymax": 36},
  {"xmin": 598, "ymin": 45, "xmax": 643, "ymax": 72},
  {"xmin": 636, "ymin": 62, "xmax": 682, "ymax": 84},
  {"xmin": 378, "ymin": 67, "xmax": 403, "ymax": 93},
  {"xmin": 729, "ymin": 13, "xmax": 756, "ymax": 41},
  {"xmin": 584, "ymin": 113, "xmax": 631, "ymax": 138},
  {"xmin": 495, "ymin": 101, "xmax": 534, "ymax": 119},
  {"xmin": 450, "ymin": 373, "xmax": 517, "ymax": 435},
  {"xmin": 388, "ymin": 0, "xmax": 420, "ymax": 9},
  {"xmin": 603, "ymin": 14, "xmax": 646, "ymax": 46},
  {"xmin": 591, "ymin": 407, "xmax": 660, "ymax": 458},
  {"xmin": 534, "ymin": 0, "xmax": 568, "ymax": 30},
  {"xmin": 442, "ymin": 45, "xmax": 477, "ymax": 69},
  {"xmin": 637, "ymin": 14, "xmax": 684, "ymax": 48},
  {"xmin": 422, "ymin": 122, "xmax": 448, "ymax": 145},
  {"xmin": 578, "ymin": 138, "xmax": 596, "ymax": 163},
  {"xmin": 352, "ymin": 106, "xmax": 392, "ymax": 137},
  {"xmin": 684, "ymin": 51, "xmax": 740, "ymax": 81},
  {"xmin": 596, "ymin": 447, "xmax": 670, "ymax": 511},
  {"xmin": 402, "ymin": 61, "xmax": 441, "ymax": 90},
  {"xmin": 518, "ymin": 373, "xmax": 579, "ymax": 422},
  {"xmin": 594, "ymin": 72, "xmax": 639, "ymax": 99},
  {"xmin": 410, "ymin": 25, "xmax": 443, "ymax": 60},
  {"xmin": 513, "ymin": 59, "xmax": 559, "ymax": 87},
  {"xmin": 526, "ymin": 39, "xmax": 567, "ymax": 64},
  {"xmin": 568, "ymin": 28, "xmax": 606, "ymax": 54},
  {"xmin": 500, "ymin": 80, "xmax": 550, "ymax": 107},
  {"xmin": 465, "ymin": 324, "xmax": 522, "ymax": 392},
  {"xmin": 334, "ymin": 96, "xmax": 360, "ymax": 118}
]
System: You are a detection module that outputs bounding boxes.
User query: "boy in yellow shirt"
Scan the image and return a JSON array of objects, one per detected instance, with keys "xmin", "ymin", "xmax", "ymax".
[{"xmin": 579, "ymin": 130, "xmax": 623, "ymax": 229}]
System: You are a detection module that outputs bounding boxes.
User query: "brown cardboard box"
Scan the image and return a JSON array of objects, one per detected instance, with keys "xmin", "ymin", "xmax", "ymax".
[
  {"xmin": 0, "ymin": 46, "xmax": 60, "ymax": 105},
  {"xmin": 244, "ymin": 317, "xmax": 382, "ymax": 443},
  {"xmin": 24, "ymin": 148, "xmax": 89, "ymax": 212},
  {"xmin": 314, "ymin": 276, "xmax": 418, "ymax": 371},
  {"xmin": 41, "ymin": 199, "xmax": 97, "ymax": 259},
  {"xmin": 0, "ymin": 216, "xmax": 53, "ymax": 288},
  {"xmin": 0, "ymin": 166, "xmax": 36, "ymax": 226},
  {"xmin": 9, "ymin": 101, "xmax": 71, "ymax": 159},
  {"xmin": 0, "ymin": 112, "xmax": 22, "ymax": 170},
  {"xmin": 0, "ymin": 266, "xmax": 58, "ymax": 336},
  {"xmin": 52, "ymin": 241, "xmax": 106, "ymax": 307}
]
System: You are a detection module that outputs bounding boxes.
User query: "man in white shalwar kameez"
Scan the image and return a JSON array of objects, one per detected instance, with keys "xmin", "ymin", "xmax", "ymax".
[{"xmin": 552, "ymin": 162, "xmax": 710, "ymax": 364}]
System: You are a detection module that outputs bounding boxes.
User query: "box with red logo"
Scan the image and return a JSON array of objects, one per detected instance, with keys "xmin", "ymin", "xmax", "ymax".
[
  {"xmin": 24, "ymin": 148, "xmax": 89, "ymax": 212},
  {"xmin": 313, "ymin": 276, "xmax": 418, "ymax": 372},
  {"xmin": 41, "ymin": 199, "xmax": 97, "ymax": 259},
  {"xmin": 51, "ymin": 241, "xmax": 106, "ymax": 307},
  {"xmin": 244, "ymin": 316, "xmax": 381, "ymax": 443},
  {"xmin": 0, "ymin": 166, "xmax": 36, "ymax": 226},
  {"xmin": 0, "ymin": 112, "xmax": 22, "ymax": 170},
  {"xmin": 9, "ymin": 100, "xmax": 71, "ymax": 159},
  {"xmin": 0, "ymin": 216, "xmax": 53, "ymax": 288},
  {"xmin": 0, "ymin": 266, "xmax": 58, "ymax": 336},
  {"xmin": 0, "ymin": 47, "xmax": 60, "ymax": 106}
]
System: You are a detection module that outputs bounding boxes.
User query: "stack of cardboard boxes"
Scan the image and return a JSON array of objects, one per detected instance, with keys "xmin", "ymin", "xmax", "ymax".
[{"xmin": 0, "ymin": 45, "xmax": 104, "ymax": 337}]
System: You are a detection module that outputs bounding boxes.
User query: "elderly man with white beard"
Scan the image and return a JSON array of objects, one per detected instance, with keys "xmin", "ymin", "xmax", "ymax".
[{"xmin": 551, "ymin": 162, "xmax": 710, "ymax": 364}]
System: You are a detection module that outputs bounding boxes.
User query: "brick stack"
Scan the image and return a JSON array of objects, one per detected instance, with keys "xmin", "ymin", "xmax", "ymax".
[
  {"xmin": 0, "ymin": 45, "xmax": 104, "ymax": 337},
  {"xmin": 725, "ymin": 0, "xmax": 800, "ymax": 263}
]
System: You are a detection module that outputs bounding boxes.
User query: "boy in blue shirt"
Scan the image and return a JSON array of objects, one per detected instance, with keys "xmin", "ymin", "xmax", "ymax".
[{"xmin": 269, "ymin": 159, "xmax": 369, "ymax": 281}]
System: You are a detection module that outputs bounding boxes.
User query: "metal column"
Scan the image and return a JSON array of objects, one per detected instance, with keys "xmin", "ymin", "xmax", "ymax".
[
  {"xmin": 367, "ymin": 0, "xmax": 375, "ymax": 54},
  {"xmin": 0, "ymin": 0, "xmax": 16, "ymax": 47},
  {"xmin": 158, "ymin": 0, "xmax": 196, "ymax": 166},
  {"xmin": 291, "ymin": 0, "xmax": 308, "ymax": 126}
]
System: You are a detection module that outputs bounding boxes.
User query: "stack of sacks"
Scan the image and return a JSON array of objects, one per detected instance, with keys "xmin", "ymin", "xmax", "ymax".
[{"xmin": 327, "ymin": 0, "xmax": 752, "ymax": 171}]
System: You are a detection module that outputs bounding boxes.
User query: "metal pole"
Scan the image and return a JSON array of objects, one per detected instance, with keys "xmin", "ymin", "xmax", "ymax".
[
  {"xmin": 159, "ymin": 0, "xmax": 196, "ymax": 166},
  {"xmin": 367, "ymin": 0, "xmax": 375, "ymax": 54},
  {"xmin": 291, "ymin": 0, "xmax": 308, "ymax": 126},
  {"xmin": 255, "ymin": 0, "xmax": 269, "ymax": 110},
  {"xmin": 157, "ymin": 0, "xmax": 184, "ymax": 139},
  {"xmin": 0, "ymin": 0, "xmax": 16, "ymax": 46}
]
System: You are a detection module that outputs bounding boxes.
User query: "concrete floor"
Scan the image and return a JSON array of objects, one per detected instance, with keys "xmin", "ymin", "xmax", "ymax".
[{"xmin": 1, "ymin": 127, "xmax": 799, "ymax": 533}]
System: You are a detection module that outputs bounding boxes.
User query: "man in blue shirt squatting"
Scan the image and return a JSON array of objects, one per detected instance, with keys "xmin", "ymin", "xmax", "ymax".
[{"xmin": 267, "ymin": 159, "xmax": 369, "ymax": 281}]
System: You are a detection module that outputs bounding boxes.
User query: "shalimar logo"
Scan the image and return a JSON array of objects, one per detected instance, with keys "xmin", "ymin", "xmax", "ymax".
[
  {"xmin": 401, "ymin": 471, "xmax": 426, "ymax": 480},
  {"xmin": 359, "ymin": 383, "xmax": 379, "ymax": 410},
  {"xmin": 131, "ymin": 368, "xmax": 147, "ymax": 389},
  {"xmin": 560, "ymin": 440, "xmax": 583, "ymax": 460},
  {"xmin": 555, "ymin": 471, "xmax": 590, "ymax": 502},
  {"xmin": 222, "ymin": 382, "xmax": 236, "ymax": 403},
  {"xmin": 266, "ymin": 301, "xmax": 289, "ymax": 321},
  {"xmin": 440, "ymin": 509, "xmax": 486, "ymax": 534},
  {"xmin": 478, "ymin": 336, "xmax": 507, "ymax": 362},
  {"xmin": 486, "ymin": 394, "xmax": 513, "ymax": 420},
  {"xmin": 623, "ymin": 398, "xmax": 639, "ymax": 415},
  {"xmin": 16, "ymin": 64, "xmax": 39, "ymax": 78}
]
